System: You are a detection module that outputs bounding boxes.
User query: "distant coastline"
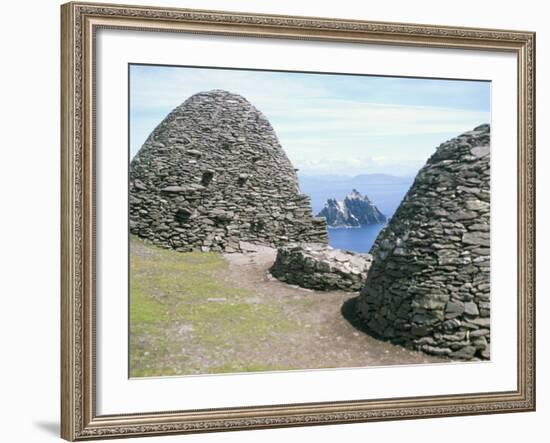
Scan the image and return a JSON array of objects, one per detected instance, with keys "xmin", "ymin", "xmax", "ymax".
[{"xmin": 298, "ymin": 173, "xmax": 413, "ymax": 218}]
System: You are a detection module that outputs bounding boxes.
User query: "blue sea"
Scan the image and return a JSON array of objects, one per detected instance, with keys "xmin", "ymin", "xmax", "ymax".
[
  {"xmin": 327, "ymin": 224, "xmax": 386, "ymax": 253},
  {"xmin": 298, "ymin": 173, "xmax": 413, "ymax": 254}
]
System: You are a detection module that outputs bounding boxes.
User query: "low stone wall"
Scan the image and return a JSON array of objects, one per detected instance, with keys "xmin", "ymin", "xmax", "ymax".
[{"xmin": 270, "ymin": 243, "xmax": 372, "ymax": 292}]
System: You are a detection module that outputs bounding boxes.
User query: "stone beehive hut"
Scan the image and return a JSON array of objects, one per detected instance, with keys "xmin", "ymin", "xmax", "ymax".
[
  {"xmin": 129, "ymin": 90, "xmax": 327, "ymax": 252},
  {"xmin": 353, "ymin": 124, "xmax": 490, "ymax": 360}
]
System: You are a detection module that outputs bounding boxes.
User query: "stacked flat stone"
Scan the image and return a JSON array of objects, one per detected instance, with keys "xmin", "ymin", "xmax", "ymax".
[
  {"xmin": 130, "ymin": 90, "xmax": 327, "ymax": 252},
  {"xmin": 354, "ymin": 124, "xmax": 490, "ymax": 360},
  {"xmin": 270, "ymin": 243, "xmax": 373, "ymax": 292}
]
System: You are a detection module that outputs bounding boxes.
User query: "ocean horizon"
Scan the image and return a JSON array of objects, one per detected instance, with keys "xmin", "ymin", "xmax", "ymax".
[{"xmin": 298, "ymin": 173, "xmax": 410, "ymax": 253}]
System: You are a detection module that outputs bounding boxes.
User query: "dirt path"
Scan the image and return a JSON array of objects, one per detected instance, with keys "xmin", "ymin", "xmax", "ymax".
[
  {"xmin": 129, "ymin": 237, "xmax": 445, "ymax": 377},
  {"xmin": 218, "ymin": 246, "xmax": 444, "ymax": 371}
]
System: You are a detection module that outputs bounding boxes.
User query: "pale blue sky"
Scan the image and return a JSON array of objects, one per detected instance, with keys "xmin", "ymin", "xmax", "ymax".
[{"xmin": 130, "ymin": 64, "xmax": 490, "ymax": 177}]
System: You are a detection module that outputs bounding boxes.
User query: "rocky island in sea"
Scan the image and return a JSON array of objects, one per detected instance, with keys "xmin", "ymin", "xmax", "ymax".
[{"xmin": 317, "ymin": 189, "xmax": 386, "ymax": 228}]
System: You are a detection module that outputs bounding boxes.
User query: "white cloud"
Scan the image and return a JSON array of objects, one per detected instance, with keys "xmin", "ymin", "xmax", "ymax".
[{"xmin": 130, "ymin": 65, "xmax": 490, "ymax": 177}]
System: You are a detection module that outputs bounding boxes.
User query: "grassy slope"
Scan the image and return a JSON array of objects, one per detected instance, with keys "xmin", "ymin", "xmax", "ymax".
[
  {"xmin": 130, "ymin": 236, "xmax": 292, "ymax": 377},
  {"xmin": 130, "ymin": 236, "xmax": 441, "ymax": 377}
]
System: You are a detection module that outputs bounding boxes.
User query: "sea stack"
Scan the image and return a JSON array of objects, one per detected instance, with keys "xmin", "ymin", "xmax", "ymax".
[
  {"xmin": 351, "ymin": 124, "xmax": 491, "ymax": 360},
  {"xmin": 129, "ymin": 90, "xmax": 327, "ymax": 252},
  {"xmin": 317, "ymin": 189, "xmax": 386, "ymax": 227}
]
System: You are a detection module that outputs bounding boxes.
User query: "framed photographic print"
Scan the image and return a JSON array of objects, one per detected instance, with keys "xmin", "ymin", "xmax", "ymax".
[{"xmin": 61, "ymin": 1, "xmax": 536, "ymax": 440}]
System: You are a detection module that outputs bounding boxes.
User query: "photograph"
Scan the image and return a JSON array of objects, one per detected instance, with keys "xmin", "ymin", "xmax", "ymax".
[
  {"xmin": 128, "ymin": 64, "xmax": 491, "ymax": 378},
  {"xmin": 0, "ymin": 2, "xmax": 543, "ymax": 443},
  {"xmin": 57, "ymin": 2, "xmax": 536, "ymax": 440}
]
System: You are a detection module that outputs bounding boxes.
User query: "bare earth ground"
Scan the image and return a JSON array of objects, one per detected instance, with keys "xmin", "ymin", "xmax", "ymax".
[{"xmin": 130, "ymin": 236, "xmax": 445, "ymax": 377}]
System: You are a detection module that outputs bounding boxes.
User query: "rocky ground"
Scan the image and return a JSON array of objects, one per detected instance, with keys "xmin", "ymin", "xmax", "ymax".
[{"xmin": 130, "ymin": 236, "xmax": 446, "ymax": 378}]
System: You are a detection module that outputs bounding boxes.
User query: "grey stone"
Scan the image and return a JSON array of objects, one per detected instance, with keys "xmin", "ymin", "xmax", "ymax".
[
  {"xmin": 466, "ymin": 317, "xmax": 491, "ymax": 328},
  {"xmin": 450, "ymin": 346, "xmax": 477, "ymax": 359},
  {"xmin": 465, "ymin": 200, "xmax": 490, "ymax": 211},
  {"xmin": 472, "ymin": 335, "xmax": 489, "ymax": 350},
  {"xmin": 449, "ymin": 211, "xmax": 478, "ymax": 221},
  {"xmin": 462, "ymin": 232, "xmax": 490, "ymax": 247},
  {"xmin": 270, "ymin": 243, "xmax": 372, "ymax": 292},
  {"xmin": 160, "ymin": 186, "xmax": 188, "ymax": 193},
  {"xmin": 471, "ymin": 145, "xmax": 490, "ymax": 158},
  {"xmin": 129, "ymin": 90, "xmax": 328, "ymax": 252},
  {"xmin": 133, "ymin": 179, "xmax": 147, "ymax": 190},
  {"xmin": 420, "ymin": 345, "xmax": 452, "ymax": 357},
  {"xmin": 445, "ymin": 300, "xmax": 465, "ymax": 318},
  {"xmin": 464, "ymin": 302, "xmax": 480, "ymax": 316},
  {"xmin": 411, "ymin": 325, "xmax": 429, "ymax": 336},
  {"xmin": 352, "ymin": 124, "xmax": 491, "ymax": 361},
  {"xmin": 470, "ymin": 328, "xmax": 490, "ymax": 338}
]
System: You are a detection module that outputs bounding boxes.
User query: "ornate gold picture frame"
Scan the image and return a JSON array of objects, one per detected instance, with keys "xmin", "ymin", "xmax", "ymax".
[{"xmin": 61, "ymin": 1, "xmax": 535, "ymax": 440}]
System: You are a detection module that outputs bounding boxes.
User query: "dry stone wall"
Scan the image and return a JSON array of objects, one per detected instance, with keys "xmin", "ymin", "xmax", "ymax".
[
  {"xmin": 270, "ymin": 243, "xmax": 372, "ymax": 292},
  {"xmin": 129, "ymin": 90, "xmax": 327, "ymax": 252},
  {"xmin": 353, "ymin": 124, "xmax": 491, "ymax": 360}
]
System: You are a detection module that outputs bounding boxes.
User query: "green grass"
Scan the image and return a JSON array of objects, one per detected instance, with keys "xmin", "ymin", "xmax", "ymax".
[{"xmin": 129, "ymin": 236, "xmax": 293, "ymax": 377}]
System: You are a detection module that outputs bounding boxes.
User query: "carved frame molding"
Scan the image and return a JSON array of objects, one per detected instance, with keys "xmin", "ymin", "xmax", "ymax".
[{"xmin": 61, "ymin": 2, "xmax": 535, "ymax": 440}]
